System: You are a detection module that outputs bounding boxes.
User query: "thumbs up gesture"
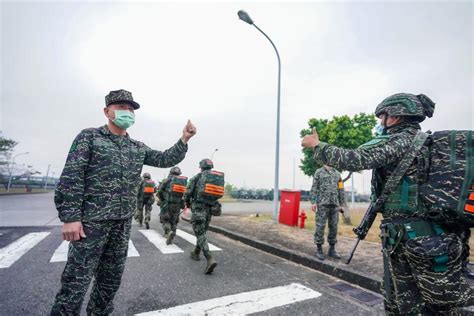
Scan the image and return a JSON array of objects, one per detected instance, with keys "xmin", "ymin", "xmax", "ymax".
[
  {"xmin": 181, "ymin": 120, "xmax": 197, "ymax": 144},
  {"xmin": 301, "ymin": 128, "xmax": 320, "ymax": 149}
]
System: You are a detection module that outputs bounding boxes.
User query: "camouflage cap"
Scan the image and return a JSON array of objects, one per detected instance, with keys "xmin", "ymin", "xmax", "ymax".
[
  {"xmin": 105, "ymin": 89, "xmax": 140, "ymax": 110},
  {"xmin": 374, "ymin": 93, "xmax": 435, "ymax": 122},
  {"xmin": 170, "ymin": 166, "xmax": 182, "ymax": 175},
  {"xmin": 199, "ymin": 159, "xmax": 213, "ymax": 170}
]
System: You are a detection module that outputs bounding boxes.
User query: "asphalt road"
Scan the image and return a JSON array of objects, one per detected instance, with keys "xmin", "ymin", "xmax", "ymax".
[{"xmin": 0, "ymin": 193, "xmax": 384, "ymax": 315}]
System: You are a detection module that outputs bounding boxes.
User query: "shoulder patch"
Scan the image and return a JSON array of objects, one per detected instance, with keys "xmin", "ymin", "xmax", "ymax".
[{"xmin": 358, "ymin": 135, "xmax": 390, "ymax": 149}]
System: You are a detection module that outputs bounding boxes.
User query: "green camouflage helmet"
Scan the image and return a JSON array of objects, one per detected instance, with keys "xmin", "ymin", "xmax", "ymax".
[
  {"xmin": 143, "ymin": 172, "xmax": 151, "ymax": 179},
  {"xmin": 375, "ymin": 93, "xmax": 435, "ymax": 122},
  {"xmin": 199, "ymin": 159, "xmax": 213, "ymax": 170},
  {"xmin": 170, "ymin": 166, "xmax": 182, "ymax": 175}
]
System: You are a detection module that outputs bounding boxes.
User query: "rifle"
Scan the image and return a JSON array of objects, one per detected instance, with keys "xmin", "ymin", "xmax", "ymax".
[{"xmin": 346, "ymin": 202, "xmax": 377, "ymax": 264}]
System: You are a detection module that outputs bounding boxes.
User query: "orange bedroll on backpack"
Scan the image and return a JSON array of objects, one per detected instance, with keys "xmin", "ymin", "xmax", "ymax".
[
  {"xmin": 144, "ymin": 187, "xmax": 154, "ymax": 193},
  {"xmin": 172, "ymin": 184, "xmax": 186, "ymax": 193},
  {"xmin": 204, "ymin": 184, "xmax": 224, "ymax": 196}
]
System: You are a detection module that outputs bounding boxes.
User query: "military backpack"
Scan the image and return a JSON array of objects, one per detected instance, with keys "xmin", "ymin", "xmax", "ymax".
[
  {"xmin": 196, "ymin": 170, "xmax": 225, "ymax": 204},
  {"xmin": 419, "ymin": 130, "xmax": 474, "ymax": 227},
  {"xmin": 167, "ymin": 175, "xmax": 187, "ymax": 203},
  {"xmin": 143, "ymin": 180, "xmax": 156, "ymax": 196}
]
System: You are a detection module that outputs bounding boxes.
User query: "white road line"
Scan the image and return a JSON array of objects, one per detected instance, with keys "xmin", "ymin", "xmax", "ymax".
[
  {"xmin": 0, "ymin": 232, "xmax": 51, "ymax": 268},
  {"xmin": 175, "ymin": 229, "xmax": 221, "ymax": 251},
  {"xmin": 138, "ymin": 230, "xmax": 183, "ymax": 254},
  {"xmin": 127, "ymin": 240, "xmax": 140, "ymax": 257},
  {"xmin": 136, "ymin": 283, "xmax": 321, "ymax": 315},
  {"xmin": 50, "ymin": 240, "xmax": 140, "ymax": 262},
  {"xmin": 50, "ymin": 240, "xmax": 69, "ymax": 262}
]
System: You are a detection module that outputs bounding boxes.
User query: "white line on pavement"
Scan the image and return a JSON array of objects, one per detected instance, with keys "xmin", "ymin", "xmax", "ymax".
[
  {"xmin": 0, "ymin": 232, "xmax": 51, "ymax": 268},
  {"xmin": 50, "ymin": 239, "xmax": 140, "ymax": 262},
  {"xmin": 135, "ymin": 283, "xmax": 321, "ymax": 315},
  {"xmin": 50, "ymin": 240, "xmax": 69, "ymax": 262},
  {"xmin": 127, "ymin": 240, "xmax": 140, "ymax": 257},
  {"xmin": 175, "ymin": 229, "xmax": 221, "ymax": 251},
  {"xmin": 138, "ymin": 230, "xmax": 183, "ymax": 254}
]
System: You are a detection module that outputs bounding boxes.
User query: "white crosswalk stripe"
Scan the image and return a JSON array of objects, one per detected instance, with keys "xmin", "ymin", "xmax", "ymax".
[
  {"xmin": 50, "ymin": 240, "xmax": 69, "ymax": 263},
  {"xmin": 135, "ymin": 283, "xmax": 321, "ymax": 315},
  {"xmin": 175, "ymin": 229, "xmax": 221, "ymax": 251},
  {"xmin": 0, "ymin": 232, "xmax": 50, "ymax": 268},
  {"xmin": 49, "ymin": 240, "xmax": 141, "ymax": 262},
  {"xmin": 138, "ymin": 230, "xmax": 183, "ymax": 254},
  {"xmin": 2, "ymin": 229, "xmax": 222, "ymax": 268}
]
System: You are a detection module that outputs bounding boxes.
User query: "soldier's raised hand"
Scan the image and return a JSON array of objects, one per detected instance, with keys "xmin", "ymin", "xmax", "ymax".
[
  {"xmin": 301, "ymin": 128, "xmax": 320, "ymax": 149},
  {"xmin": 181, "ymin": 120, "xmax": 197, "ymax": 144}
]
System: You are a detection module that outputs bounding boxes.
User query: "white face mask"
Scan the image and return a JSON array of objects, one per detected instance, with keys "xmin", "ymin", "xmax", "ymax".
[{"xmin": 374, "ymin": 123, "xmax": 385, "ymax": 135}]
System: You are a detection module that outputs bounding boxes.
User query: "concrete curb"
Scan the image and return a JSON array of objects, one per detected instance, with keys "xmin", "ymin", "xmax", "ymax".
[
  {"xmin": 0, "ymin": 191, "xmax": 51, "ymax": 196},
  {"xmin": 181, "ymin": 216, "xmax": 380, "ymax": 294}
]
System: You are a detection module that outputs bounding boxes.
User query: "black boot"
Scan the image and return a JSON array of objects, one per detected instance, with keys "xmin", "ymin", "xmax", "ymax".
[
  {"xmin": 145, "ymin": 222, "xmax": 150, "ymax": 229},
  {"xmin": 328, "ymin": 244, "xmax": 341, "ymax": 259},
  {"xmin": 315, "ymin": 244, "xmax": 325, "ymax": 260},
  {"xmin": 166, "ymin": 231, "xmax": 175, "ymax": 245}
]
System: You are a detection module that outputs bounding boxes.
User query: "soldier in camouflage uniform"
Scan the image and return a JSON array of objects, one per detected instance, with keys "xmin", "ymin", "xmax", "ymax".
[
  {"xmin": 310, "ymin": 165, "xmax": 345, "ymax": 260},
  {"xmin": 156, "ymin": 166, "xmax": 185, "ymax": 245},
  {"xmin": 184, "ymin": 159, "xmax": 218, "ymax": 275},
  {"xmin": 135, "ymin": 172, "xmax": 156, "ymax": 229},
  {"xmin": 51, "ymin": 89, "xmax": 196, "ymax": 315},
  {"xmin": 302, "ymin": 93, "xmax": 472, "ymax": 315}
]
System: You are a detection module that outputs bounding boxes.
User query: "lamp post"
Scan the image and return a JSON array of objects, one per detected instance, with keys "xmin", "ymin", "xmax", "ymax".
[
  {"xmin": 7, "ymin": 152, "xmax": 29, "ymax": 192},
  {"xmin": 210, "ymin": 148, "xmax": 218, "ymax": 160},
  {"xmin": 238, "ymin": 10, "xmax": 281, "ymax": 222}
]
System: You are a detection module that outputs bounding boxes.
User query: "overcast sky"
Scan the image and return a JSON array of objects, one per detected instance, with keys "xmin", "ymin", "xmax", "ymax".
[{"xmin": 1, "ymin": 1, "xmax": 472, "ymax": 193}]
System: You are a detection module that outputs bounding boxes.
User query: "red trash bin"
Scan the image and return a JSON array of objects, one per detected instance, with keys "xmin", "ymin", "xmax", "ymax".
[{"xmin": 278, "ymin": 190, "xmax": 301, "ymax": 226}]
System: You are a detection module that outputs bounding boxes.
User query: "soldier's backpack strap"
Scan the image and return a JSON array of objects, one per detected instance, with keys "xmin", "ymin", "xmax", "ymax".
[{"xmin": 373, "ymin": 131, "xmax": 429, "ymax": 211}]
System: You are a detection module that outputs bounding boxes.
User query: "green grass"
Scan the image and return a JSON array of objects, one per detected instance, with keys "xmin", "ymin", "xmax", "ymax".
[
  {"xmin": 248, "ymin": 207, "xmax": 473, "ymax": 262},
  {"xmin": 0, "ymin": 188, "xmax": 53, "ymax": 194}
]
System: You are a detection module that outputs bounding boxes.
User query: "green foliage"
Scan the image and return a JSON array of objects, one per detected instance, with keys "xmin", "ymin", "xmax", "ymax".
[
  {"xmin": 300, "ymin": 113, "xmax": 376, "ymax": 176},
  {"xmin": 0, "ymin": 135, "xmax": 17, "ymax": 155}
]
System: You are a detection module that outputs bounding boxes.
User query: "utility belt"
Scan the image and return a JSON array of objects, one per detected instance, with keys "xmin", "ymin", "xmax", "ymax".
[{"xmin": 381, "ymin": 217, "xmax": 444, "ymax": 245}]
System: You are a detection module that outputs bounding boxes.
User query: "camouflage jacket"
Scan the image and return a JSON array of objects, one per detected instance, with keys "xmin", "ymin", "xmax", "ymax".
[
  {"xmin": 184, "ymin": 173, "xmax": 200, "ymax": 207},
  {"xmin": 55, "ymin": 125, "xmax": 187, "ymax": 222},
  {"xmin": 314, "ymin": 122, "xmax": 426, "ymax": 219},
  {"xmin": 310, "ymin": 166, "xmax": 345, "ymax": 206}
]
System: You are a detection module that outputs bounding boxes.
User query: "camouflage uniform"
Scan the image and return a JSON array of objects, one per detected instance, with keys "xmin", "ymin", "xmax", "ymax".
[
  {"xmin": 313, "ymin": 93, "xmax": 472, "ymax": 314},
  {"xmin": 310, "ymin": 166, "xmax": 345, "ymax": 251},
  {"xmin": 184, "ymin": 159, "xmax": 218, "ymax": 274},
  {"xmin": 135, "ymin": 174, "xmax": 156, "ymax": 229},
  {"xmin": 157, "ymin": 168, "xmax": 185, "ymax": 242},
  {"xmin": 51, "ymin": 121, "xmax": 187, "ymax": 315}
]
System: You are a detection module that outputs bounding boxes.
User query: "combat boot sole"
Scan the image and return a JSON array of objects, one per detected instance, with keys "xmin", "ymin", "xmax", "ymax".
[{"xmin": 205, "ymin": 261, "xmax": 217, "ymax": 274}]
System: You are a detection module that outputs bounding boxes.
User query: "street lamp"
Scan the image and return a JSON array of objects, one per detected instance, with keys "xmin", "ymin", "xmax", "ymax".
[
  {"xmin": 7, "ymin": 152, "xmax": 29, "ymax": 192},
  {"xmin": 210, "ymin": 148, "xmax": 219, "ymax": 160},
  {"xmin": 238, "ymin": 10, "xmax": 281, "ymax": 222}
]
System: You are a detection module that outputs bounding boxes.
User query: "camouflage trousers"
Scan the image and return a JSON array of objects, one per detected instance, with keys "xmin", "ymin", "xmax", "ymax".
[
  {"xmin": 314, "ymin": 204, "xmax": 339, "ymax": 245},
  {"xmin": 135, "ymin": 195, "xmax": 154, "ymax": 225},
  {"xmin": 160, "ymin": 204, "xmax": 181, "ymax": 235},
  {"xmin": 382, "ymin": 232, "xmax": 472, "ymax": 315},
  {"xmin": 191, "ymin": 205, "xmax": 212, "ymax": 258},
  {"xmin": 51, "ymin": 218, "xmax": 132, "ymax": 316}
]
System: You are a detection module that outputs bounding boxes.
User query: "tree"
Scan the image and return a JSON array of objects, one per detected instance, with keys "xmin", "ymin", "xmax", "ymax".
[
  {"xmin": 300, "ymin": 113, "xmax": 376, "ymax": 225},
  {"xmin": 0, "ymin": 135, "xmax": 19, "ymax": 188},
  {"xmin": 299, "ymin": 113, "xmax": 376, "ymax": 176}
]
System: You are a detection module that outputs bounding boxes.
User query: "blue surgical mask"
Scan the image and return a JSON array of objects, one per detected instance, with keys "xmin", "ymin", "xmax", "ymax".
[
  {"xmin": 375, "ymin": 124, "xmax": 385, "ymax": 135},
  {"xmin": 113, "ymin": 110, "xmax": 135, "ymax": 129}
]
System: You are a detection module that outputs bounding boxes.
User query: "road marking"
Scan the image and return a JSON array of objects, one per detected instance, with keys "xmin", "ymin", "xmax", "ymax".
[
  {"xmin": 138, "ymin": 230, "xmax": 183, "ymax": 254},
  {"xmin": 135, "ymin": 283, "xmax": 321, "ymax": 315},
  {"xmin": 50, "ymin": 240, "xmax": 140, "ymax": 262},
  {"xmin": 127, "ymin": 240, "xmax": 140, "ymax": 257},
  {"xmin": 175, "ymin": 229, "xmax": 221, "ymax": 251},
  {"xmin": 50, "ymin": 240, "xmax": 69, "ymax": 262},
  {"xmin": 0, "ymin": 232, "xmax": 51, "ymax": 268}
]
